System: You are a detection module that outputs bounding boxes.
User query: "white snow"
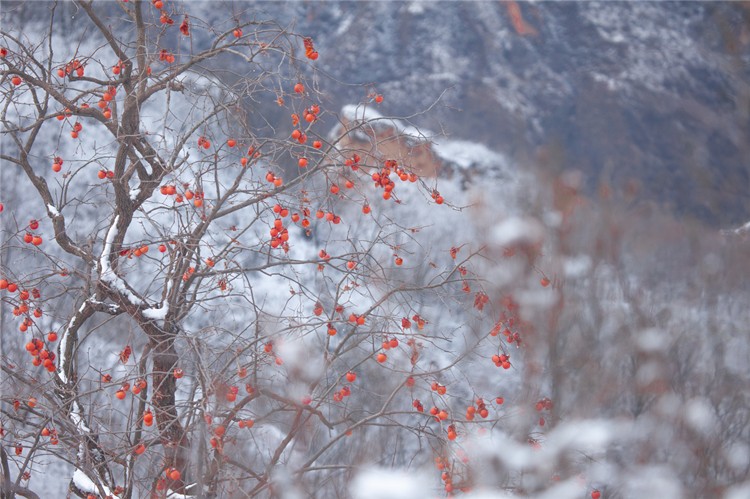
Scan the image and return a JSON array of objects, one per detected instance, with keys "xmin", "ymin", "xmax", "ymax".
[
  {"xmin": 47, "ymin": 204, "xmax": 60, "ymax": 217},
  {"xmin": 56, "ymin": 299, "xmax": 90, "ymax": 384},
  {"xmin": 683, "ymin": 398, "xmax": 717, "ymax": 436},
  {"xmin": 350, "ymin": 467, "xmax": 431, "ymax": 499},
  {"xmin": 143, "ymin": 279, "xmax": 172, "ymax": 320},
  {"xmin": 636, "ymin": 328, "xmax": 669, "ymax": 353},
  {"xmin": 99, "ymin": 216, "xmax": 144, "ymax": 306},
  {"xmin": 69, "ymin": 401, "xmax": 91, "ymax": 434},
  {"xmin": 166, "ymin": 489, "xmax": 196, "ymax": 499},
  {"xmin": 129, "ymin": 187, "xmax": 140, "ymax": 201},
  {"xmin": 563, "ymin": 254, "xmax": 592, "ymax": 278},
  {"xmin": 726, "ymin": 443, "xmax": 750, "ymax": 471},
  {"xmin": 406, "ymin": 2, "xmax": 425, "ymax": 15},
  {"xmin": 334, "ymin": 14, "xmax": 354, "ymax": 36},
  {"xmin": 725, "ymin": 483, "xmax": 750, "ymax": 499},
  {"xmin": 143, "ymin": 303, "xmax": 169, "ymax": 320},
  {"xmin": 72, "ymin": 469, "xmax": 98, "ymax": 493},
  {"xmin": 339, "ymin": 104, "xmax": 431, "ymax": 142},
  {"xmin": 490, "ymin": 216, "xmax": 545, "ymax": 247},
  {"xmin": 99, "ymin": 216, "xmax": 120, "ymax": 283},
  {"xmin": 72, "ymin": 469, "xmax": 118, "ymax": 498},
  {"xmin": 432, "ymin": 139, "xmax": 507, "ymax": 170}
]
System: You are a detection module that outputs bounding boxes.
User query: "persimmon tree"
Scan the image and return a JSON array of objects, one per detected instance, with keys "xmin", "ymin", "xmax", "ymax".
[
  {"xmin": 5, "ymin": 3, "xmax": 746, "ymax": 499},
  {"xmin": 0, "ymin": 2, "xmax": 511, "ymax": 498}
]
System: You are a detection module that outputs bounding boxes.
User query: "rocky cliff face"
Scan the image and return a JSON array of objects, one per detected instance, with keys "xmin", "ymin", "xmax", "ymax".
[{"xmin": 231, "ymin": 1, "xmax": 750, "ymax": 226}]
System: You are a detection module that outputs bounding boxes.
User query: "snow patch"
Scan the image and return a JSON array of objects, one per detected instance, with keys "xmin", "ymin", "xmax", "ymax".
[
  {"xmin": 166, "ymin": 488, "xmax": 197, "ymax": 499},
  {"xmin": 683, "ymin": 397, "xmax": 717, "ymax": 436},
  {"xmin": 334, "ymin": 14, "xmax": 354, "ymax": 37},
  {"xmin": 490, "ymin": 216, "xmax": 544, "ymax": 247},
  {"xmin": 72, "ymin": 469, "xmax": 118, "ymax": 498},
  {"xmin": 143, "ymin": 303, "xmax": 169, "ymax": 320},
  {"xmin": 47, "ymin": 204, "xmax": 60, "ymax": 217},
  {"xmin": 69, "ymin": 400, "xmax": 91, "ymax": 434},
  {"xmin": 725, "ymin": 482, "xmax": 750, "ymax": 499},
  {"xmin": 99, "ymin": 216, "xmax": 120, "ymax": 283},
  {"xmin": 57, "ymin": 299, "xmax": 90, "ymax": 384},
  {"xmin": 99, "ymin": 216, "xmax": 144, "ymax": 306},
  {"xmin": 432, "ymin": 139, "xmax": 507, "ymax": 170},
  {"xmin": 350, "ymin": 467, "xmax": 431, "ymax": 499},
  {"xmin": 563, "ymin": 254, "xmax": 592, "ymax": 278},
  {"xmin": 636, "ymin": 328, "xmax": 669, "ymax": 353},
  {"xmin": 406, "ymin": 2, "xmax": 425, "ymax": 15},
  {"xmin": 340, "ymin": 104, "xmax": 432, "ymax": 142}
]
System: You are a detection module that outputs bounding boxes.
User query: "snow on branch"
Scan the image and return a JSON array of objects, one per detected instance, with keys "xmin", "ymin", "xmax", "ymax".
[{"xmin": 98, "ymin": 216, "xmax": 145, "ymax": 306}]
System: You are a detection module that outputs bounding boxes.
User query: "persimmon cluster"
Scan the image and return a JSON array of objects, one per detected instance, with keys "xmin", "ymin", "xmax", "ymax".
[
  {"xmin": 303, "ymin": 37, "xmax": 319, "ymax": 60},
  {"xmin": 262, "ymin": 341, "xmax": 283, "ymax": 366},
  {"xmin": 56, "ymin": 59, "xmax": 84, "ymax": 78},
  {"xmin": 130, "ymin": 378, "xmax": 148, "ymax": 395},
  {"xmin": 118, "ymin": 244, "xmax": 149, "ymax": 258},
  {"xmin": 535, "ymin": 397, "xmax": 553, "ymax": 427},
  {"xmin": 430, "ymin": 381, "xmax": 447, "ymax": 395},
  {"xmin": 401, "ymin": 313, "xmax": 427, "ymax": 330},
  {"xmin": 24, "ymin": 337, "xmax": 56, "ymax": 372},
  {"xmin": 51, "ymin": 156, "xmax": 63, "ymax": 172},
  {"xmin": 177, "ymin": 262, "xmax": 195, "ymax": 280},
  {"xmin": 22, "ymin": 219, "xmax": 43, "ymax": 246},
  {"xmin": 345, "ymin": 153, "xmax": 361, "ymax": 170},
  {"xmin": 291, "ymin": 103, "xmax": 320, "ymax": 127},
  {"xmin": 473, "ymin": 291, "xmax": 489, "ymax": 311},
  {"xmin": 265, "ymin": 171, "xmax": 283, "ymax": 188},
  {"xmin": 332, "ymin": 384, "xmax": 351, "ymax": 402},
  {"xmin": 489, "ymin": 297, "xmax": 524, "ymax": 347},
  {"xmin": 465, "ymin": 398, "xmax": 489, "ymax": 421},
  {"xmin": 269, "ymin": 218, "xmax": 289, "ymax": 251},
  {"xmin": 381, "ymin": 336, "xmax": 399, "ymax": 351},
  {"xmin": 491, "ymin": 352, "xmax": 511, "ymax": 369},
  {"xmin": 96, "ymin": 85, "xmax": 117, "ymax": 121},
  {"xmin": 5, "ymin": 284, "xmax": 42, "ymax": 333},
  {"xmin": 55, "ymin": 107, "xmax": 73, "ymax": 122},
  {"xmin": 273, "ymin": 203, "xmax": 312, "ymax": 231},
  {"xmin": 160, "ymin": 10, "xmax": 174, "ymax": 25},
  {"xmin": 40, "ymin": 426, "xmax": 59, "ymax": 445},
  {"xmin": 197, "ymin": 136, "xmax": 211, "ymax": 149},
  {"xmin": 159, "ymin": 49, "xmax": 175, "ymax": 64},
  {"xmin": 370, "ymin": 159, "xmax": 418, "ymax": 201},
  {"xmin": 70, "ymin": 121, "xmax": 83, "ymax": 139},
  {"xmin": 431, "ymin": 189, "xmax": 445, "ymax": 204},
  {"xmin": 348, "ymin": 313, "xmax": 366, "ymax": 326},
  {"xmin": 428, "ymin": 405, "xmax": 449, "ymax": 422},
  {"xmin": 160, "ymin": 184, "xmax": 204, "ymax": 207}
]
